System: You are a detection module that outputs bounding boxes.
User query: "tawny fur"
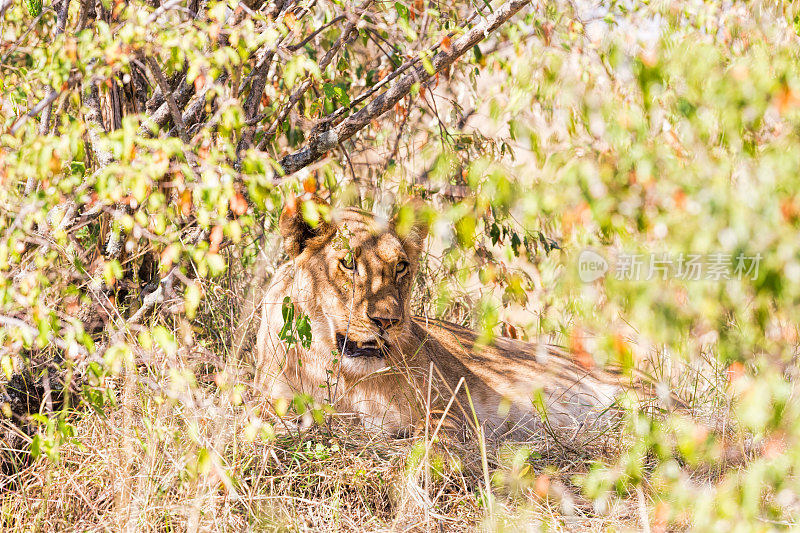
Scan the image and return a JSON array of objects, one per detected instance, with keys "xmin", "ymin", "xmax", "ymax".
[{"xmin": 256, "ymin": 203, "xmax": 639, "ymax": 441}]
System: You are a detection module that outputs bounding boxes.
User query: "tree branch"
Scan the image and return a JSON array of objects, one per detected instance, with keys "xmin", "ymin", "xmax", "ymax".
[
  {"xmin": 235, "ymin": 39, "xmax": 285, "ymax": 159},
  {"xmin": 0, "ymin": 0, "xmax": 13, "ymax": 18},
  {"xmin": 275, "ymin": 0, "xmax": 531, "ymax": 177},
  {"xmin": 144, "ymin": 55, "xmax": 189, "ymax": 143},
  {"xmin": 83, "ymin": 83, "xmax": 114, "ymax": 170},
  {"xmin": 39, "ymin": 0, "xmax": 72, "ymax": 136},
  {"xmin": 138, "ymin": 80, "xmax": 195, "ymax": 137}
]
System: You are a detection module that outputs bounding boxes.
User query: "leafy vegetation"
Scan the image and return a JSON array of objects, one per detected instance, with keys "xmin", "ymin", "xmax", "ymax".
[{"xmin": 1, "ymin": 0, "xmax": 799, "ymax": 529}]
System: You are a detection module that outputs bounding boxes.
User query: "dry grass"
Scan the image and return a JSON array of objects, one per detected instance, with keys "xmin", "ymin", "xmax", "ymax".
[
  {"xmin": 0, "ymin": 371, "xmax": 645, "ymax": 532},
  {"xmin": 0, "ymin": 243, "xmax": 740, "ymax": 532}
]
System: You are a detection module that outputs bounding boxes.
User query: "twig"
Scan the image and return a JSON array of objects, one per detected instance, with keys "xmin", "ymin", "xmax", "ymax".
[
  {"xmin": 9, "ymin": 83, "xmax": 67, "ymax": 136},
  {"xmin": 180, "ymin": 72, "xmax": 229, "ymax": 135},
  {"xmin": 235, "ymin": 37, "xmax": 287, "ymax": 159},
  {"xmin": 0, "ymin": 0, "xmax": 13, "ymax": 18},
  {"xmin": 41, "ymin": 370, "xmax": 53, "ymax": 415},
  {"xmin": 311, "ymin": 59, "xmax": 417, "ymax": 131},
  {"xmin": 382, "ymin": 92, "xmax": 414, "ymax": 174},
  {"xmin": 310, "ymin": 12, "xmax": 481, "ymax": 134},
  {"xmin": 145, "ymin": 0, "xmax": 182, "ymax": 23},
  {"xmin": 287, "ymin": 14, "xmax": 345, "ymax": 51},
  {"xmin": 127, "ymin": 280, "xmax": 165, "ymax": 324}
]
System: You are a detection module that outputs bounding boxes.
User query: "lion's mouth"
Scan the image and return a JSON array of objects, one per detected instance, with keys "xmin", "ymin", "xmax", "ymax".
[{"xmin": 336, "ymin": 333, "xmax": 387, "ymax": 358}]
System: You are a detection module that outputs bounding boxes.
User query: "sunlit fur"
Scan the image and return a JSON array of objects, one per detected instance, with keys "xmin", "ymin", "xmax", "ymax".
[{"xmin": 256, "ymin": 203, "xmax": 634, "ymax": 441}]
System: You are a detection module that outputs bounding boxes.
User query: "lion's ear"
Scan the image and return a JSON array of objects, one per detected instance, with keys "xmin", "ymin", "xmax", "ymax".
[
  {"xmin": 279, "ymin": 195, "xmax": 335, "ymax": 257},
  {"xmin": 392, "ymin": 200, "xmax": 429, "ymax": 260}
]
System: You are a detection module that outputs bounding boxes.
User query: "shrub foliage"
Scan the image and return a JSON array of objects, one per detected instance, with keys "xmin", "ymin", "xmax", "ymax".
[{"xmin": 1, "ymin": 0, "xmax": 800, "ymax": 529}]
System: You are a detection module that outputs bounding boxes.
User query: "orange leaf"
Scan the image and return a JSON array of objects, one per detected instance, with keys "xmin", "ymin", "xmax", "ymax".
[
  {"xmin": 194, "ymin": 74, "xmax": 206, "ymax": 92},
  {"xmin": 303, "ymin": 176, "xmax": 317, "ymax": 194},
  {"xmin": 179, "ymin": 189, "xmax": 192, "ymax": 217},
  {"xmin": 153, "ymin": 150, "xmax": 168, "ymax": 167},
  {"xmin": 161, "ymin": 244, "xmax": 180, "ymax": 270},
  {"xmin": 672, "ymin": 188, "xmax": 686, "ymax": 210},
  {"xmin": 534, "ymin": 474, "xmax": 550, "ymax": 498},
  {"xmin": 284, "ymin": 12, "xmax": 301, "ymax": 35},
  {"xmin": 65, "ymin": 296, "xmax": 81, "ymax": 316},
  {"xmin": 569, "ymin": 330, "xmax": 594, "ymax": 370},
  {"xmin": 284, "ymin": 191, "xmax": 297, "ymax": 216},
  {"xmin": 230, "ymin": 192, "xmax": 248, "ymax": 216},
  {"xmin": 776, "ymin": 86, "xmax": 800, "ymax": 115},
  {"xmin": 780, "ymin": 197, "xmax": 799, "ymax": 223},
  {"xmin": 48, "ymin": 154, "xmax": 61, "ymax": 173},
  {"xmin": 209, "ymin": 225, "xmax": 223, "ymax": 254},
  {"xmin": 441, "ymin": 35, "xmax": 452, "ymax": 52},
  {"xmin": 653, "ymin": 502, "xmax": 670, "ymax": 533},
  {"xmin": 763, "ymin": 433, "xmax": 787, "ymax": 459},
  {"xmin": 726, "ymin": 361, "xmax": 745, "ymax": 384},
  {"xmin": 64, "ymin": 38, "xmax": 77, "ymax": 61},
  {"xmin": 612, "ymin": 333, "xmax": 627, "ymax": 355}
]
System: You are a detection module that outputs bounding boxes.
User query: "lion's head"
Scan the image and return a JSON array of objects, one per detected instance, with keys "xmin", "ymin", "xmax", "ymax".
[{"xmin": 276, "ymin": 196, "xmax": 428, "ymax": 378}]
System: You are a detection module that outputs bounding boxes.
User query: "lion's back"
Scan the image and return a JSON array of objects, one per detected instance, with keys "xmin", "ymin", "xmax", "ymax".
[{"xmin": 410, "ymin": 317, "xmax": 625, "ymax": 440}]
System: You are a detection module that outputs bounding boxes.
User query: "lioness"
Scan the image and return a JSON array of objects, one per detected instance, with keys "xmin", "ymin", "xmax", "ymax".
[{"xmin": 256, "ymin": 197, "xmax": 641, "ymax": 441}]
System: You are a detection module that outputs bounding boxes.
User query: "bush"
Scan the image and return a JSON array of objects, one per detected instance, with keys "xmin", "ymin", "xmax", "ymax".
[{"xmin": 1, "ymin": 0, "xmax": 799, "ymax": 529}]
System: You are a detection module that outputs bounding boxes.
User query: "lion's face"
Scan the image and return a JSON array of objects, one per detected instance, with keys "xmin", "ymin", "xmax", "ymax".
[{"xmin": 278, "ymin": 198, "xmax": 427, "ymax": 377}]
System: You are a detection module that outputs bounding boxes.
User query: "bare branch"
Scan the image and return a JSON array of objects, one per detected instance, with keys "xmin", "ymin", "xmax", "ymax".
[
  {"xmin": 235, "ymin": 40, "xmax": 285, "ymax": 158},
  {"xmin": 286, "ymin": 14, "xmax": 345, "ymax": 51},
  {"xmin": 7, "ymin": 0, "xmax": 72, "ymax": 138},
  {"xmin": 0, "ymin": 0, "xmax": 13, "ymax": 18}
]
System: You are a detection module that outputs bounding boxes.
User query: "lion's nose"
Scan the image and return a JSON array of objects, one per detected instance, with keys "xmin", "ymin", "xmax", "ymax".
[{"xmin": 369, "ymin": 315, "xmax": 400, "ymax": 330}]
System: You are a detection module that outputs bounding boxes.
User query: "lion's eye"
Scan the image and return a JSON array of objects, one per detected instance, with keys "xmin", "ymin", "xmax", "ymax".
[
  {"xmin": 396, "ymin": 261, "xmax": 409, "ymax": 275},
  {"xmin": 340, "ymin": 255, "xmax": 355, "ymax": 271}
]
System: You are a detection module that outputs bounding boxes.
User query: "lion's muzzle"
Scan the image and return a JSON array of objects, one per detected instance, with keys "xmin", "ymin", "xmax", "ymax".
[{"xmin": 336, "ymin": 333, "xmax": 387, "ymax": 358}]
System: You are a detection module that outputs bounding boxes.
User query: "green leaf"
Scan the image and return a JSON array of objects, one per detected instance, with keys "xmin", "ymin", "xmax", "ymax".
[
  {"xmin": 152, "ymin": 326, "xmax": 177, "ymax": 356},
  {"xmin": 184, "ymin": 282, "xmax": 202, "ymax": 319},
  {"xmin": 24, "ymin": 0, "xmax": 42, "ymax": 17},
  {"xmin": 395, "ymin": 2, "xmax": 409, "ymax": 23}
]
